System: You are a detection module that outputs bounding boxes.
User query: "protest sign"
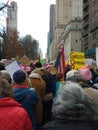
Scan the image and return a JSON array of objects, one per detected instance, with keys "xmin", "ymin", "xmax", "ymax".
[
  {"xmin": 85, "ymin": 58, "xmax": 93, "ymax": 66},
  {"xmin": 70, "ymin": 51, "xmax": 85, "ymax": 70},
  {"xmin": 19, "ymin": 55, "xmax": 31, "ymax": 67},
  {"xmin": 5, "ymin": 60, "xmax": 20, "ymax": 79}
]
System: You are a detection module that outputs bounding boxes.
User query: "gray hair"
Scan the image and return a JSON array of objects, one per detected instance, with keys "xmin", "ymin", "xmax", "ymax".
[
  {"xmin": 0, "ymin": 70, "xmax": 12, "ymax": 84},
  {"xmin": 0, "ymin": 76, "xmax": 13, "ymax": 97},
  {"xmin": 53, "ymin": 81, "xmax": 96, "ymax": 121}
]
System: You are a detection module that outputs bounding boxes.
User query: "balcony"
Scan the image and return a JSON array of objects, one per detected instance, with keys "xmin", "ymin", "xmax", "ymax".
[
  {"xmin": 83, "ymin": 11, "xmax": 89, "ymax": 19},
  {"xmin": 83, "ymin": 3, "xmax": 89, "ymax": 11},
  {"xmin": 83, "ymin": 20, "xmax": 89, "ymax": 28},
  {"xmin": 82, "ymin": 27, "xmax": 89, "ymax": 37}
]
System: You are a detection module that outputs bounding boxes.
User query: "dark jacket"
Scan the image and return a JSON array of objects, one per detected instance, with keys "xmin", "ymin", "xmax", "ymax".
[
  {"xmin": 42, "ymin": 119, "xmax": 98, "ymax": 130},
  {"xmin": 13, "ymin": 84, "xmax": 39, "ymax": 130}
]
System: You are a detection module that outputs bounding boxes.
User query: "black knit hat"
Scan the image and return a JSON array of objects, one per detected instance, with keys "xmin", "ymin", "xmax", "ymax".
[
  {"xmin": 34, "ymin": 61, "xmax": 42, "ymax": 68},
  {"xmin": 13, "ymin": 70, "xmax": 26, "ymax": 84}
]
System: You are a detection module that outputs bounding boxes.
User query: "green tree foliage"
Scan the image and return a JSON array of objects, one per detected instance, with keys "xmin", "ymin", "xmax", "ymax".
[{"xmin": 2, "ymin": 31, "xmax": 25, "ymax": 59}]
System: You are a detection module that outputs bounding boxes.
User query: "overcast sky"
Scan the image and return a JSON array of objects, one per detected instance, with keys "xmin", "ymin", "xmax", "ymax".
[{"xmin": 13, "ymin": 0, "xmax": 56, "ymax": 57}]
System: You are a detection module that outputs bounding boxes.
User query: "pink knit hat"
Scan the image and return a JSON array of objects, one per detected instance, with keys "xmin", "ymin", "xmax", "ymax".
[{"xmin": 78, "ymin": 68, "xmax": 92, "ymax": 81}]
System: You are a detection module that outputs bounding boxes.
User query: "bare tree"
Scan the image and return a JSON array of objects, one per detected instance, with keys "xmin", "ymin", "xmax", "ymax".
[
  {"xmin": 0, "ymin": 0, "xmax": 9, "ymax": 37},
  {"xmin": 0, "ymin": 0, "xmax": 9, "ymax": 11},
  {"xmin": 21, "ymin": 35, "xmax": 39, "ymax": 60}
]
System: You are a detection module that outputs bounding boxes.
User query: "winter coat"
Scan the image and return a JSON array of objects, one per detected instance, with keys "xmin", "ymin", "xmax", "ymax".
[
  {"xmin": 29, "ymin": 73, "xmax": 46, "ymax": 123},
  {"xmin": 42, "ymin": 119, "xmax": 98, "ymax": 130},
  {"xmin": 13, "ymin": 84, "xmax": 39, "ymax": 130},
  {"xmin": 89, "ymin": 68, "xmax": 98, "ymax": 82},
  {"xmin": 0, "ymin": 97, "xmax": 33, "ymax": 130},
  {"xmin": 83, "ymin": 87, "xmax": 98, "ymax": 119}
]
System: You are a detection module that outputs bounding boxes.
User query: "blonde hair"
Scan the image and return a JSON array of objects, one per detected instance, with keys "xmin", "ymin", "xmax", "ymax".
[{"xmin": 47, "ymin": 65, "xmax": 57, "ymax": 75}]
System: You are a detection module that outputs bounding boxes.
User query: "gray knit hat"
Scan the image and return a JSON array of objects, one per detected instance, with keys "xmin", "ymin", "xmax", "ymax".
[
  {"xmin": 66, "ymin": 70, "xmax": 84, "ymax": 81},
  {"xmin": 0, "ymin": 70, "xmax": 12, "ymax": 83}
]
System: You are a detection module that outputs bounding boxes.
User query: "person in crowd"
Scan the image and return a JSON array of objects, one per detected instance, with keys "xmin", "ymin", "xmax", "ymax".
[
  {"xmin": 88, "ymin": 64, "xmax": 98, "ymax": 89},
  {"xmin": 30, "ymin": 62, "xmax": 36, "ymax": 72},
  {"xmin": 88, "ymin": 64, "xmax": 98, "ymax": 84},
  {"xmin": 79, "ymin": 67, "xmax": 98, "ymax": 90},
  {"xmin": 34, "ymin": 60, "xmax": 43, "ymax": 69},
  {"xmin": 96, "ymin": 67, "xmax": 98, "ymax": 73},
  {"xmin": 0, "ymin": 62, "xmax": 5, "ymax": 71},
  {"xmin": 66, "ymin": 69, "xmax": 98, "ymax": 119},
  {"xmin": 0, "ymin": 70, "xmax": 12, "ymax": 84},
  {"xmin": 42, "ymin": 81, "xmax": 98, "ymax": 130},
  {"xmin": 12, "ymin": 69, "xmax": 39, "ymax": 130},
  {"xmin": 32, "ymin": 61, "xmax": 44, "ymax": 77},
  {"xmin": 29, "ymin": 72, "xmax": 46, "ymax": 130},
  {"xmin": 32, "ymin": 68, "xmax": 44, "ymax": 77},
  {"xmin": 51, "ymin": 72, "xmax": 64, "ymax": 117},
  {"xmin": 64, "ymin": 64, "xmax": 71, "ymax": 80},
  {"xmin": 92, "ymin": 59, "xmax": 97, "ymax": 68},
  {"xmin": 47, "ymin": 65, "xmax": 57, "ymax": 97},
  {"xmin": 93, "ymin": 76, "xmax": 98, "ymax": 89},
  {"xmin": 0, "ymin": 76, "xmax": 33, "ymax": 130},
  {"xmin": 47, "ymin": 65, "xmax": 57, "ymax": 75},
  {"xmin": 32, "ymin": 65, "xmax": 57, "ymax": 125},
  {"xmin": 78, "ymin": 67, "xmax": 93, "ymax": 87},
  {"xmin": 33, "ymin": 68, "xmax": 55, "ymax": 124},
  {"xmin": 40, "ymin": 69, "xmax": 54, "ymax": 125},
  {"xmin": 55, "ymin": 72, "xmax": 65, "ymax": 97}
]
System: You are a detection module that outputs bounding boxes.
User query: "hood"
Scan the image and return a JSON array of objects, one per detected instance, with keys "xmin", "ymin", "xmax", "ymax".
[
  {"xmin": 13, "ymin": 88, "xmax": 30, "ymax": 102},
  {"xmin": 29, "ymin": 72, "xmax": 40, "ymax": 79}
]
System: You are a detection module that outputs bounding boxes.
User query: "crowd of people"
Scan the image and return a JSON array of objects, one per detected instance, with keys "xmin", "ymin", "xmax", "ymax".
[{"xmin": 0, "ymin": 59, "xmax": 98, "ymax": 130}]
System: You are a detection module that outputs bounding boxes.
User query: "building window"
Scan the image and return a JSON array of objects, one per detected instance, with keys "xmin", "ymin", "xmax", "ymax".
[
  {"xmin": 92, "ymin": 44, "xmax": 96, "ymax": 48},
  {"xmin": 93, "ymin": 0, "xmax": 97, "ymax": 6},
  {"xmin": 92, "ymin": 32, "xmax": 96, "ymax": 40}
]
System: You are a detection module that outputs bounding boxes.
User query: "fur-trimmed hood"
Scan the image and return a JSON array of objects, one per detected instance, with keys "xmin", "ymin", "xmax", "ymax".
[{"xmin": 29, "ymin": 72, "xmax": 40, "ymax": 79}]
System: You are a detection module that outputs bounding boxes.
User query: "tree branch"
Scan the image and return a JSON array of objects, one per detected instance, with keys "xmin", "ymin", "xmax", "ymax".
[{"xmin": 0, "ymin": 0, "xmax": 9, "ymax": 11}]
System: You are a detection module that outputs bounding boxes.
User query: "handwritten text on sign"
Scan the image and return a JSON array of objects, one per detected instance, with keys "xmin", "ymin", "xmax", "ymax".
[{"xmin": 70, "ymin": 52, "xmax": 85, "ymax": 70}]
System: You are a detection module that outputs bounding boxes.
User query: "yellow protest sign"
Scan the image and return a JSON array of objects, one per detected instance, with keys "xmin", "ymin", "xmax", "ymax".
[{"xmin": 70, "ymin": 52, "xmax": 85, "ymax": 70}]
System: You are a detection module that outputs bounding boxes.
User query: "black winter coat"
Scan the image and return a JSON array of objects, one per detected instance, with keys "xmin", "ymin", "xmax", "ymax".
[{"xmin": 42, "ymin": 119, "xmax": 98, "ymax": 130}]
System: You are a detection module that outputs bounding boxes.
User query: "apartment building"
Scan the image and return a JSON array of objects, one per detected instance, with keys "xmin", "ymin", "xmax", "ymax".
[{"xmin": 82, "ymin": 0, "xmax": 98, "ymax": 59}]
